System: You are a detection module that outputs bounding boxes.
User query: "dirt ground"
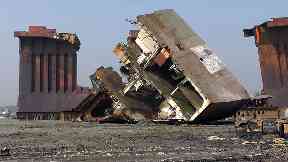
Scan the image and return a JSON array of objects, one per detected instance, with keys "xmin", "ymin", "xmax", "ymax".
[{"xmin": 0, "ymin": 119, "xmax": 287, "ymax": 162}]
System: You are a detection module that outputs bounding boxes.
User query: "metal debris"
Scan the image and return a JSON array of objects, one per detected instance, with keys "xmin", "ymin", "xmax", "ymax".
[
  {"xmin": 273, "ymin": 138, "xmax": 288, "ymax": 145},
  {"xmin": 15, "ymin": 11, "xmax": 287, "ymax": 126},
  {"xmin": 279, "ymin": 122, "xmax": 288, "ymax": 138},
  {"xmin": 207, "ymin": 136, "xmax": 225, "ymax": 141},
  {"xmin": 111, "ymin": 9, "xmax": 251, "ymax": 122},
  {"xmin": 89, "ymin": 66, "xmax": 160, "ymax": 122},
  {"xmin": 0, "ymin": 147, "xmax": 10, "ymax": 156}
]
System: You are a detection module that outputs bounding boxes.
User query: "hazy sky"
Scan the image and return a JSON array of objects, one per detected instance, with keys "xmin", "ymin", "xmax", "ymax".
[{"xmin": 0, "ymin": 1, "xmax": 287, "ymax": 106}]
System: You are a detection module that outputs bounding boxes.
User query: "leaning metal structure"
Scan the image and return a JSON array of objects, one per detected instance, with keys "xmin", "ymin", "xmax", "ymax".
[{"xmin": 114, "ymin": 9, "xmax": 251, "ymax": 122}]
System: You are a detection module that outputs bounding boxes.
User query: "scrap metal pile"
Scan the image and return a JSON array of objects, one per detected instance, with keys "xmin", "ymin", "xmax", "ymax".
[
  {"xmin": 85, "ymin": 9, "xmax": 268, "ymax": 123},
  {"xmin": 13, "ymin": 9, "xmax": 288, "ymax": 137}
]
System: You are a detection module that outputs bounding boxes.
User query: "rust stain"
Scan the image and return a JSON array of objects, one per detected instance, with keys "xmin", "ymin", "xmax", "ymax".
[{"xmin": 244, "ymin": 18, "xmax": 288, "ymax": 107}]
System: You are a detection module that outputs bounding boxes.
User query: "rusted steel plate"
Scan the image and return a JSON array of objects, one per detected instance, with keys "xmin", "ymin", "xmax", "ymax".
[
  {"xmin": 136, "ymin": 9, "xmax": 250, "ymax": 121},
  {"xmin": 15, "ymin": 26, "xmax": 90, "ymax": 117},
  {"xmin": 267, "ymin": 18, "xmax": 288, "ymax": 28},
  {"xmin": 244, "ymin": 18, "xmax": 288, "ymax": 107},
  {"xmin": 94, "ymin": 67, "xmax": 159, "ymax": 120},
  {"xmin": 15, "ymin": 26, "xmax": 57, "ymax": 39}
]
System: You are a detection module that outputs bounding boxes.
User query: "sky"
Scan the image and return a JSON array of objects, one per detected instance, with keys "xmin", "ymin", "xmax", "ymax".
[{"xmin": 0, "ymin": 0, "xmax": 287, "ymax": 106}]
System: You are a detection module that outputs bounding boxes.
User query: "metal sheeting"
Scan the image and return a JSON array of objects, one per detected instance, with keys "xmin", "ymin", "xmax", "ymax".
[
  {"xmin": 15, "ymin": 26, "xmax": 90, "ymax": 117},
  {"xmin": 135, "ymin": 9, "xmax": 250, "ymax": 121},
  {"xmin": 244, "ymin": 18, "xmax": 288, "ymax": 107},
  {"xmin": 91, "ymin": 67, "xmax": 160, "ymax": 121}
]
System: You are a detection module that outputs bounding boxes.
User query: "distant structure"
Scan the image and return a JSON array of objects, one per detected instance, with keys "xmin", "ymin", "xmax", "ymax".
[
  {"xmin": 15, "ymin": 26, "xmax": 90, "ymax": 120},
  {"xmin": 244, "ymin": 18, "xmax": 288, "ymax": 107}
]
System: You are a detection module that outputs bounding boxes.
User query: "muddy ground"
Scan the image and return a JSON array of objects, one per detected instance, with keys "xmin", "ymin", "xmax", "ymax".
[{"xmin": 0, "ymin": 119, "xmax": 287, "ymax": 162}]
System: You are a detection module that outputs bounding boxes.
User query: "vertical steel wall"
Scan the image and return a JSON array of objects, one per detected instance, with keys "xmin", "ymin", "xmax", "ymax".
[
  {"xmin": 244, "ymin": 18, "xmax": 288, "ymax": 107},
  {"xmin": 15, "ymin": 26, "xmax": 87, "ymax": 116},
  {"xmin": 19, "ymin": 37, "xmax": 77, "ymax": 94}
]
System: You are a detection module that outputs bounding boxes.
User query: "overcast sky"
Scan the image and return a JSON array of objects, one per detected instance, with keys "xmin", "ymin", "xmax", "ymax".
[{"xmin": 0, "ymin": 1, "xmax": 287, "ymax": 106}]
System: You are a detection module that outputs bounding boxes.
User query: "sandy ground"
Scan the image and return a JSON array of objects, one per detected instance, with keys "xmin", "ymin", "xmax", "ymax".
[{"xmin": 0, "ymin": 119, "xmax": 287, "ymax": 162}]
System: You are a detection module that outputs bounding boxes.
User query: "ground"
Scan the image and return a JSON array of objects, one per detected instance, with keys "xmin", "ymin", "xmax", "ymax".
[{"xmin": 0, "ymin": 119, "xmax": 287, "ymax": 162}]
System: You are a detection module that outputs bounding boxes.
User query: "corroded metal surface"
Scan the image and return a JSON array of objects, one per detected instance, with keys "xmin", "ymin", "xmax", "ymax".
[
  {"xmin": 244, "ymin": 18, "xmax": 288, "ymax": 107},
  {"xmin": 90, "ymin": 67, "xmax": 160, "ymax": 121},
  {"xmin": 15, "ymin": 26, "xmax": 80, "ymax": 51},
  {"xmin": 15, "ymin": 26, "xmax": 90, "ymax": 119},
  {"xmin": 114, "ymin": 9, "xmax": 250, "ymax": 122}
]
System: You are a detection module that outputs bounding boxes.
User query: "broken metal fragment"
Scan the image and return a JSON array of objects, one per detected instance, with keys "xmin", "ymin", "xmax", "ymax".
[{"xmin": 90, "ymin": 66, "xmax": 161, "ymax": 122}]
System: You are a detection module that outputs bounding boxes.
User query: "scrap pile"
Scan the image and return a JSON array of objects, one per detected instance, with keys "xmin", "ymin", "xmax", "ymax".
[
  {"xmin": 13, "ymin": 9, "xmax": 288, "ymax": 139},
  {"xmin": 85, "ymin": 9, "xmax": 264, "ymax": 123}
]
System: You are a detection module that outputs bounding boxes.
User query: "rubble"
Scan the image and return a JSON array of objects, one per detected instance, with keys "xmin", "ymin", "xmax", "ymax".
[
  {"xmin": 13, "ymin": 11, "xmax": 288, "ymax": 134},
  {"xmin": 89, "ymin": 66, "xmax": 160, "ymax": 122},
  {"xmin": 70, "ymin": 10, "xmax": 282, "ymax": 124},
  {"xmin": 273, "ymin": 138, "xmax": 288, "ymax": 145},
  {"xmin": 0, "ymin": 147, "xmax": 10, "ymax": 156},
  {"xmin": 13, "ymin": 11, "xmax": 256, "ymax": 123},
  {"xmin": 7, "ymin": 8, "xmax": 288, "ymax": 162},
  {"xmin": 207, "ymin": 136, "xmax": 225, "ymax": 141}
]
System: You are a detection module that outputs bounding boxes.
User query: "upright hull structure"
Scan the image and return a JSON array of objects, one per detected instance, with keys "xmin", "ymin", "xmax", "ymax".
[
  {"xmin": 15, "ymin": 26, "xmax": 90, "ymax": 120},
  {"xmin": 116, "ymin": 9, "xmax": 250, "ymax": 122},
  {"xmin": 244, "ymin": 18, "xmax": 288, "ymax": 108}
]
